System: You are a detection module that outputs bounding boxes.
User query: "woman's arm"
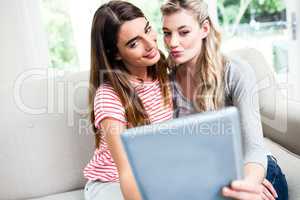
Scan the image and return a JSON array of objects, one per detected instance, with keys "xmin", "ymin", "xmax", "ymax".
[
  {"xmin": 244, "ymin": 163, "xmax": 264, "ymax": 183},
  {"xmin": 222, "ymin": 58, "xmax": 276, "ymax": 200},
  {"xmin": 225, "ymin": 58, "xmax": 268, "ymax": 177},
  {"xmin": 101, "ymin": 118, "xmax": 142, "ymax": 200}
]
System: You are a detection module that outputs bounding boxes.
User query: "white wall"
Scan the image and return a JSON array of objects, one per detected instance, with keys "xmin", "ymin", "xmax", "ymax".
[{"xmin": 0, "ymin": 0, "xmax": 49, "ymax": 85}]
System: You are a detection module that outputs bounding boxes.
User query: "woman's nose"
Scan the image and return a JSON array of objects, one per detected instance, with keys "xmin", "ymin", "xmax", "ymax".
[
  {"xmin": 144, "ymin": 35, "xmax": 156, "ymax": 51},
  {"xmin": 169, "ymin": 34, "xmax": 179, "ymax": 48}
]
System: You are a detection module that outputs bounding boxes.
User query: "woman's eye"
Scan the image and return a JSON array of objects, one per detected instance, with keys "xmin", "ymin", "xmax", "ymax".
[
  {"xmin": 179, "ymin": 31, "xmax": 190, "ymax": 36},
  {"xmin": 129, "ymin": 41, "xmax": 138, "ymax": 48},
  {"xmin": 163, "ymin": 32, "xmax": 171, "ymax": 37}
]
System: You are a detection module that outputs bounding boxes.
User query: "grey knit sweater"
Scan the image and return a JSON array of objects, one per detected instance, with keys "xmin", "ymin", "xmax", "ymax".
[{"xmin": 170, "ymin": 57, "xmax": 268, "ymax": 170}]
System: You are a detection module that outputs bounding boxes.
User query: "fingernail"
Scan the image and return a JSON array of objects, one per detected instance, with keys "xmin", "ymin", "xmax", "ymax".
[
  {"xmin": 231, "ymin": 181, "xmax": 239, "ymax": 187},
  {"xmin": 222, "ymin": 187, "xmax": 229, "ymax": 194}
]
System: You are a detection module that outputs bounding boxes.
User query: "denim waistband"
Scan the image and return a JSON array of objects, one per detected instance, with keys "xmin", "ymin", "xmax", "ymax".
[{"xmin": 268, "ymin": 155, "xmax": 277, "ymax": 163}]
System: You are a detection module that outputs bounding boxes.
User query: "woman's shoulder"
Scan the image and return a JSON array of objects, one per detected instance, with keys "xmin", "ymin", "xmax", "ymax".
[
  {"xmin": 223, "ymin": 56, "xmax": 258, "ymax": 98},
  {"xmin": 93, "ymin": 82, "xmax": 126, "ymax": 129},
  {"xmin": 96, "ymin": 82, "xmax": 117, "ymax": 94},
  {"xmin": 95, "ymin": 82, "xmax": 122, "ymax": 103},
  {"xmin": 224, "ymin": 56, "xmax": 257, "ymax": 84}
]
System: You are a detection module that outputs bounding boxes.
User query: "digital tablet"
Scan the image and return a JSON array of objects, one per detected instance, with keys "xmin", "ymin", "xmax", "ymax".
[{"xmin": 121, "ymin": 106, "xmax": 243, "ymax": 200}]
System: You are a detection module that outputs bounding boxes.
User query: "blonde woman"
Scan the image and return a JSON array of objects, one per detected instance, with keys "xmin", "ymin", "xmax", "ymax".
[
  {"xmin": 161, "ymin": 0, "xmax": 288, "ymax": 200},
  {"xmin": 83, "ymin": 1, "xmax": 172, "ymax": 199}
]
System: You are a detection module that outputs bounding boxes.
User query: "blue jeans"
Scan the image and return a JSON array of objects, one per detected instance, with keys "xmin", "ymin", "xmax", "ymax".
[{"xmin": 266, "ymin": 155, "xmax": 288, "ymax": 200}]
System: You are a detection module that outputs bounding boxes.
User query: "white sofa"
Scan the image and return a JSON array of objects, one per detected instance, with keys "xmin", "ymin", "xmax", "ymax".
[{"xmin": 1, "ymin": 48, "xmax": 300, "ymax": 199}]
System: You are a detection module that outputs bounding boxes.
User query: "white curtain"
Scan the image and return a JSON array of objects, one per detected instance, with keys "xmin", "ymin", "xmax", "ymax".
[
  {"xmin": 205, "ymin": 0, "xmax": 219, "ymax": 26},
  {"xmin": 68, "ymin": 0, "xmax": 100, "ymax": 71},
  {"xmin": 0, "ymin": 0, "xmax": 49, "ymax": 84}
]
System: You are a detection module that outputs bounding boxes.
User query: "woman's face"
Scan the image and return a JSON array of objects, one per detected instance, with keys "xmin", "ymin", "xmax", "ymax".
[
  {"xmin": 116, "ymin": 17, "xmax": 160, "ymax": 71},
  {"xmin": 162, "ymin": 9, "xmax": 209, "ymax": 65}
]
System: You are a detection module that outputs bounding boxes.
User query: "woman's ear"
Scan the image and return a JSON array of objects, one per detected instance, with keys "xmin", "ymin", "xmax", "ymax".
[{"xmin": 200, "ymin": 19, "xmax": 210, "ymax": 39}]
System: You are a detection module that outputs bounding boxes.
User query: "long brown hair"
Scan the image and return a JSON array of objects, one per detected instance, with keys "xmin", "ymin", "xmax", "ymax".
[
  {"xmin": 90, "ymin": 1, "xmax": 170, "ymax": 148},
  {"xmin": 161, "ymin": 0, "xmax": 226, "ymax": 112}
]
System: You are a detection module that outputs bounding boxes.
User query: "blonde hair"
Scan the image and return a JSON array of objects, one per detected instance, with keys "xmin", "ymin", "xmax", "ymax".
[{"xmin": 161, "ymin": 0, "xmax": 226, "ymax": 112}]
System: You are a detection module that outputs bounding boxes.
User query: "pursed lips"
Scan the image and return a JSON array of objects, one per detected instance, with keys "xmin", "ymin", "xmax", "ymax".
[{"xmin": 170, "ymin": 49, "xmax": 183, "ymax": 58}]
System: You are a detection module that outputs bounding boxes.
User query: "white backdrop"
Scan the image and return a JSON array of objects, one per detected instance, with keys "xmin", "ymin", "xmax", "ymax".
[
  {"xmin": 286, "ymin": 0, "xmax": 300, "ymax": 101},
  {"xmin": 0, "ymin": 0, "xmax": 49, "ymax": 85}
]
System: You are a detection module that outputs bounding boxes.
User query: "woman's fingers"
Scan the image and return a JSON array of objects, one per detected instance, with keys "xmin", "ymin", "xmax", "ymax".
[
  {"xmin": 262, "ymin": 186, "xmax": 276, "ymax": 200},
  {"xmin": 222, "ymin": 179, "xmax": 278, "ymax": 200},
  {"xmin": 222, "ymin": 186, "xmax": 261, "ymax": 200},
  {"xmin": 230, "ymin": 180, "xmax": 263, "ymax": 194},
  {"xmin": 262, "ymin": 178, "xmax": 278, "ymax": 198},
  {"xmin": 261, "ymin": 191, "xmax": 270, "ymax": 200}
]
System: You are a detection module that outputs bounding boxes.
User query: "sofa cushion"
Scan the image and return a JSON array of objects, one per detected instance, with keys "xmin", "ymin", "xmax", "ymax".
[
  {"xmin": 264, "ymin": 137, "xmax": 300, "ymax": 200},
  {"xmin": 29, "ymin": 189, "xmax": 84, "ymax": 200},
  {"xmin": 0, "ymin": 71, "xmax": 94, "ymax": 199},
  {"xmin": 231, "ymin": 47, "xmax": 300, "ymax": 160}
]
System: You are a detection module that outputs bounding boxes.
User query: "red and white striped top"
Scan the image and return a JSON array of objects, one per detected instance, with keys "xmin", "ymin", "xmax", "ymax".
[{"xmin": 83, "ymin": 78, "xmax": 173, "ymax": 182}]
